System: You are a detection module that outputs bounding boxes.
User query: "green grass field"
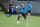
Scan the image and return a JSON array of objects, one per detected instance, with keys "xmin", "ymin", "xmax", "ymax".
[{"xmin": 0, "ymin": 12, "xmax": 40, "ymax": 27}]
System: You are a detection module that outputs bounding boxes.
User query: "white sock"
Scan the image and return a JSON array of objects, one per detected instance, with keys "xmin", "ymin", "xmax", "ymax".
[
  {"xmin": 26, "ymin": 20, "xmax": 27, "ymax": 21},
  {"xmin": 18, "ymin": 21, "xmax": 19, "ymax": 22},
  {"xmin": 17, "ymin": 21, "xmax": 19, "ymax": 24},
  {"xmin": 26, "ymin": 20, "xmax": 27, "ymax": 23}
]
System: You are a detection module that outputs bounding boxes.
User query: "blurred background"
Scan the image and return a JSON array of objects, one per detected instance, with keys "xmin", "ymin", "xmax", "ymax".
[
  {"xmin": 0, "ymin": 0, "xmax": 40, "ymax": 15},
  {"xmin": 0, "ymin": 0, "xmax": 40, "ymax": 27}
]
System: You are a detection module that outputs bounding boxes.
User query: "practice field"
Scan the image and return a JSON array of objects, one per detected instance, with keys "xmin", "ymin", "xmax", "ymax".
[{"xmin": 0, "ymin": 12, "xmax": 40, "ymax": 27}]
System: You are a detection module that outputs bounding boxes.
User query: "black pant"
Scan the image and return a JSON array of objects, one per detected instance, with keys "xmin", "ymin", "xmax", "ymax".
[
  {"xmin": 22, "ymin": 13, "xmax": 26, "ymax": 18},
  {"xmin": 27, "ymin": 10, "xmax": 31, "ymax": 13},
  {"xmin": 9, "ymin": 11, "xmax": 12, "ymax": 15}
]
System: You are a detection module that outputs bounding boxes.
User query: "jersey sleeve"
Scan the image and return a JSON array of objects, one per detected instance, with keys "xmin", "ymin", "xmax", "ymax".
[{"xmin": 30, "ymin": 4, "xmax": 31, "ymax": 7}]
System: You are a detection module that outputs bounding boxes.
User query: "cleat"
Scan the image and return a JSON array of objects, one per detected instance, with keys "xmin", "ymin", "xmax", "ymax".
[
  {"xmin": 26, "ymin": 22, "xmax": 28, "ymax": 26},
  {"xmin": 17, "ymin": 21, "xmax": 19, "ymax": 24}
]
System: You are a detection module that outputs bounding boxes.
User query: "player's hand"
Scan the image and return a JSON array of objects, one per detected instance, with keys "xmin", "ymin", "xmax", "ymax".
[
  {"xmin": 31, "ymin": 6, "xmax": 32, "ymax": 7},
  {"xmin": 18, "ymin": 8, "xmax": 20, "ymax": 10}
]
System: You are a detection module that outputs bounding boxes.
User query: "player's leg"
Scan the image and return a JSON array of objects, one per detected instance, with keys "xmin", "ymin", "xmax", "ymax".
[
  {"xmin": 18, "ymin": 14, "xmax": 21, "ymax": 21},
  {"xmin": 23, "ymin": 13, "xmax": 28, "ymax": 25},
  {"xmin": 28, "ymin": 13, "xmax": 30, "ymax": 17},
  {"xmin": 9, "ymin": 11, "xmax": 10, "ymax": 17},
  {"xmin": 10, "ymin": 11, "xmax": 12, "ymax": 15},
  {"xmin": 9, "ymin": 8, "xmax": 10, "ymax": 16},
  {"xmin": 6, "ymin": 12, "xmax": 10, "ymax": 17},
  {"xmin": 17, "ymin": 14, "xmax": 22, "ymax": 24},
  {"xmin": 27, "ymin": 10, "xmax": 31, "ymax": 18},
  {"xmin": 23, "ymin": 13, "xmax": 27, "ymax": 23}
]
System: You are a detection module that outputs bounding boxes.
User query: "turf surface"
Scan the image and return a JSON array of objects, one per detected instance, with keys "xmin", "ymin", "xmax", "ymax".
[{"xmin": 0, "ymin": 12, "xmax": 40, "ymax": 27}]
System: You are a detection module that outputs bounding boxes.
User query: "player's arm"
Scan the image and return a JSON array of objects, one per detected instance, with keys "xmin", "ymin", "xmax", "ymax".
[
  {"xmin": 18, "ymin": 8, "xmax": 20, "ymax": 10},
  {"xmin": 10, "ymin": 6, "xmax": 14, "ymax": 7},
  {"xmin": 29, "ymin": 4, "xmax": 32, "ymax": 9},
  {"xmin": 29, "ymin": 4, "xmax": 32, "ymax": 8},
  {"xmin": 16, "ymin": 6, "xmax": 20, "ymax": 10},
  {"xmin": 31, "ymin": 6, "xmax": 32, "ymax": 8},
  {"xmin": 10, "ymin": 5, "xmax": 12, "ymax": 7},
  {"xmin": 10, "ymin": 4, "xmax": 13, "ymax": 7},
  {"xmin": 11, "ymin": 5, "xmax": 14, "ymax": 7},
  {"xmin": 30, "ymin": 4, "xmax": 32, "ymax": 8}
]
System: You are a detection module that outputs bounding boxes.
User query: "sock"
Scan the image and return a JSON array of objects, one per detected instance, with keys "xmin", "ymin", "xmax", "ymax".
[
  {"xmin": 18, "ymin": 21, "xmax": 19, "ymax": 22},
  {"xmin": 26, "ymin": 20, "xmax": 27, "ymax": 22},
  {"xmin": 26, "ymin": 20, "xmax": 27, "ymax": 23}
]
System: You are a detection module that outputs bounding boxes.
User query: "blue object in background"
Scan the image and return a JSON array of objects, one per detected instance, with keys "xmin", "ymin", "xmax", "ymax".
[
  {"xmin": 12, "ymin": 10, "xmax": 16, "ymax": 14},
  {"xmin": 10, "ymin": 10, "xmax": 16, "ymax": 14}
]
